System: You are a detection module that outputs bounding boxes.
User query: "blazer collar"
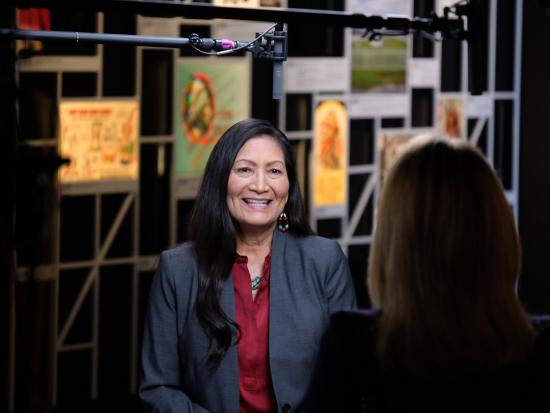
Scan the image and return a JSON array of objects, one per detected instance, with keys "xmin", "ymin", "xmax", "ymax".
[
  {"xmin": 219, "ymin": 269, "xmax": 239, "ymax": 412},
  {"xmin": 269, "ymin": 229, "xmax": 288, "ymax": 320},
  {"xmin": 269, "ymin": 229, "xmax": 290, "ymax": 407}
]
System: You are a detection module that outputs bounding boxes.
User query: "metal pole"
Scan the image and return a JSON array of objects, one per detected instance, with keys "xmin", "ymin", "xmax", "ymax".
[
  {"xmin": 12, "ymin": 0, "xmax": 430, "ymax": 30},
  {"xmin": 0, "ymin": 28, "xmax": 261, "ymax": 50},
  {"xmin": 0, "ymin": 28, "xmax": 193, "ymax": 48},
  {"xmin": 0, "ymin": 2, "xmax": 17, "ymax": 412}
]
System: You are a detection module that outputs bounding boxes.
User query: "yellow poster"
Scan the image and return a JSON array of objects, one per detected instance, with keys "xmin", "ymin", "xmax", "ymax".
[
  {"xmin": 59, "ymin": 100, "xmax": 139, "ymax": 182},
  {"xmin": 313, "ymin": 100, "xmax": 348, "ymax": 207}
]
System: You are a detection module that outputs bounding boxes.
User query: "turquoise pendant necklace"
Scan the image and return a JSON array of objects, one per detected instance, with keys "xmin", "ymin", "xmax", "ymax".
[{"xmin": 251, "ymin": 275, "xmax": 262, "ymax": 291}]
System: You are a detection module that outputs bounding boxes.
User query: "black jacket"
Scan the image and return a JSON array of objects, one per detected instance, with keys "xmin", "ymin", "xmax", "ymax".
[{"xmin": 307, "ymin": 309, "xmax": 550, "ymax": 412}]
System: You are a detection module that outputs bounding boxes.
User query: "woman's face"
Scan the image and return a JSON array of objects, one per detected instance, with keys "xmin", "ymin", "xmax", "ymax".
[{"xmin": 227, "ymin": 135, "xmax": 290, "ymax": 235}]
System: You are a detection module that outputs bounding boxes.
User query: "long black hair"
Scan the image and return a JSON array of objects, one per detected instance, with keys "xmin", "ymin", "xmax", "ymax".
[{"xmin": 188, "ymin": 118, "xmax": 312, "ymax": 367}]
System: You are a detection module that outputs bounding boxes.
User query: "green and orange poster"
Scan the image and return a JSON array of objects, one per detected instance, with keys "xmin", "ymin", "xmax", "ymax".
[{"xmin": 175, "ymin": 58, "xmax": 250, "ymax": 176}]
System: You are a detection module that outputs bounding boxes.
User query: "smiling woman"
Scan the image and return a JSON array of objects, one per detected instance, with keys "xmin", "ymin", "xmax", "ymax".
[{"xmin": 140, "ymin": 118, "xmax": 357, "ymax": 413}]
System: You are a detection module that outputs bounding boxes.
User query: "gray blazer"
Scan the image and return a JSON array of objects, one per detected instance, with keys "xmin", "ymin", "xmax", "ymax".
[{"xmin": 140, "ymin": 230, "xmax": 357, "ymax": 413}]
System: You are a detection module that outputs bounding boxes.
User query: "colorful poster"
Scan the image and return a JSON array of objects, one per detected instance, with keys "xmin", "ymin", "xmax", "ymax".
[
  {"xmin": 175, "ymin": 59, "xmax": 250, "ymax": 176},
  {"xmin": 349, "ymin": 0, "xmax": 409, "ymax": 93},
  {"xmin": 437, "ymin": 98, "xmax": 465, "ymax": 139},
  {"xmin": 213, "ymin": 0, "xmax": 260, "ymax": 7},
  {"xmin": 212, "ymin": 0, "xmax": 283, "ymax": 6},
  {"xmin": 378, "ymin": 132, "xmax": 415, "ymax": 179},
  {"xmin": 260, "ymin": 0, "xmax": 283, "ymax": 6},
  {"xmin": 313, "ymin": 100, "xmax": 348, "ymax": 207},
  {"xmin": 59, "ymin": 100, "xmax": 139, "ymax": 182},
  {"xmin": 17, "ymin": 8, "xmax": 51, "ymax": 53}
]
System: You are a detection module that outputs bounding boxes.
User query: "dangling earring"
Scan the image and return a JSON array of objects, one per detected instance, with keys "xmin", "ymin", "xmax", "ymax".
[{"xmin": 277, "ymin": 212, "xmax": 289, "ymax": 232}]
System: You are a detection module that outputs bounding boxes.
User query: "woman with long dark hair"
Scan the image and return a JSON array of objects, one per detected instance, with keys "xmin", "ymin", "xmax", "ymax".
[
  {"xmin": 307, "ymin": 135, "xmax": 550, "ymax": 412},
  {"xmin": 140, "ymin": 118, "xmax": 356, "ymax": 412}
]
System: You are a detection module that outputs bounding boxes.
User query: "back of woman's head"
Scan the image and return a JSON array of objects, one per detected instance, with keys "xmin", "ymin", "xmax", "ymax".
[{"xmin": 368, "ymin": 135, "xmax": 532, "ymax": 375}]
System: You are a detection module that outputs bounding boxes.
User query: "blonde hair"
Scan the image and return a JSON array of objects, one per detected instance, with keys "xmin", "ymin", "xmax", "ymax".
[{"xmin": 368, "ymin": 135, "xmax": 533, "ymax": 376}]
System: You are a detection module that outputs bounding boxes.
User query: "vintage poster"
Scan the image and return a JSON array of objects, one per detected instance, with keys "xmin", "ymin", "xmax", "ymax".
[
  {"xmin": 349, "ymin": 0, "xmax": 409, "ymax": 93},
  {"xmin": 260, "ymin": 0, "xmax": 283, "ymax": 6},
  {"xmin": 378, "ymin": 132, "xmax": 415, "ymax": 179},
  {"xmin": 212, "ymin": 0, "xmax": 283, "ymax": 6},
  {"xmin": 437, "ymin": 98, "xmax": 465, "ymax": 139},
  {"xmin": 17, "ymin": 8, "xmax": 51, "ymax": 53},
  {"xmin": 58, "ymin": 100, "xmax": 139, "ymax": 182},
  {"xmin": 175, "ymin": 58, "xmax": 250, "ymax": 176},
  {"xmin": 213, "ymin": 0, "xmax": 261, "ymax": 7},
  {"xmin": 313, "ymin": 100, "xmax": 348, "ymax": 207}
]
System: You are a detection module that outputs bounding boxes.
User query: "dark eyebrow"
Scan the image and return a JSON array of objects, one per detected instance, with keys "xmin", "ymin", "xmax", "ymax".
[
  {"xmin": 233, "ymin": 159, "xmax": 256, "ymax": 166},
  {"xmin": 233, "ymin": 159, "xmax": 285, "ymax": 167}
]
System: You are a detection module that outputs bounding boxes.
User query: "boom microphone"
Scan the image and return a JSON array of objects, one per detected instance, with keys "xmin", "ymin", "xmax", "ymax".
[
  {"xmin": 466, "ymin": 0, "xmax": 489, "ymax": 95},
  {"xmin": 272, "ymin": 23, "xmax": 286, "ymax": 100}
]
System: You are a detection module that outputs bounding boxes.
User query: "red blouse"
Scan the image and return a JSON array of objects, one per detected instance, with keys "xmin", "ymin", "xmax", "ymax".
[{"xmin": 232, "ymin": 253, "xmax": 276, "ymax": 413}]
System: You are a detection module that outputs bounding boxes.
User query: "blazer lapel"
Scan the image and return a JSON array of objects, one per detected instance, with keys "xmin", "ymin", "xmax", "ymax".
[
  {"xmin": 218, "ymin": 273, "xmax": 240, "ymax": 413},
  {"xmin": 269, "ymin": 229, "xmax": 288, "ymax": 406}
]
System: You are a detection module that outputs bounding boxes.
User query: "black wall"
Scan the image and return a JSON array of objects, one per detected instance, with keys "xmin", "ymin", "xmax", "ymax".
[
  {"xmin": 519, "ymin": 1, "xmax": 550, "ymax": 314},
  {"xmin": 0, "ymin": 4, "xmax": 16, "ymax": 412}
]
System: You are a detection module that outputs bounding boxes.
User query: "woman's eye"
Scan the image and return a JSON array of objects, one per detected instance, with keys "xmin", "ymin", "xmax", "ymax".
[
  {"xmin": 269, "ymin": 168, "xmax": 283, "ymax": 175},
  {"xmin": 236, "ymin": 167, "xmax": 252, "ymax": 174}
]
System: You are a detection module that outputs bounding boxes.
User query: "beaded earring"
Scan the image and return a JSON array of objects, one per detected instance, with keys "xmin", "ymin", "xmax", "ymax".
[{"xmin": 277, "ymin": 212, "xmax": 289, "ymax": 232}]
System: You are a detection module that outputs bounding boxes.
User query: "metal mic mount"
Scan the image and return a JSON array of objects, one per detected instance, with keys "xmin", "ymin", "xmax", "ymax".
[
  {"xmin": 188, "ymin": 24, "xmax": 288, "ymax": 99},
  {"xmin": 248, "ymin": 23, "xmax": 287, "ymax": 100},
  {"xmin": 188, "ymin": 33, "xmax": 248, "ymax": 53},
  {"xmin": 271, "ymin": 24, "xmax": 287, "ymax": 100}
]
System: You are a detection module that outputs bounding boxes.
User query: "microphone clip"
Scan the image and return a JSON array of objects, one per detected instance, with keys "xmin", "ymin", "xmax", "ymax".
[{"xmin": 251, "ymin": 23, "xmax": 287, "ymax": 64}]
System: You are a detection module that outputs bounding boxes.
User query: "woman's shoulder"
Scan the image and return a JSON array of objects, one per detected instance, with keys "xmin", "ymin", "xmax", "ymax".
[
  {"xmin": 160, "ymin": 242, "xmax": 196, "ymax": 261},
  {"xmin": 156, "ymin": 242, "xmax": 199, "ymax": 282},
  {"xmin": 529, "ymin": 314, "xmax": 550, "ymax": 332},
  {"xmin": 287, "ymin": 233, "xmax": 343, "ymax": 255},
  {"xmin": 285, "ymin": 234, "xmax": 348, "ymax": 272},
  {"xmin": 324, "ymin": 309, "xmax": 381, "ymax": 354},
  {"xmin": 330, "ymin": 308, "xmax": 381, "ymax": 335},
  {"xmin": 323, "ymin": 309, "xmax": 381, "ymax": 374},
  {"xmin": 529, "ymin": 314, "xmax": 550, "ymax": 358}
]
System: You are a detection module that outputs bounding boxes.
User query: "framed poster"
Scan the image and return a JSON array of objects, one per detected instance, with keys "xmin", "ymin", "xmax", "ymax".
[
  {"xmin": 260, "ymin": 0, "xmax": 283, "ymax": 6},
  {"xmin": 175, "ymin": 58, "xmax": 250, "ymax": 176},
  {"xmin": 349, "ymin": 0, "xmax": 410, "ymax": 93},
  {"xmin": 213, "ymin": 0, "xmax": 283, "ymax": 6},
  {"xmin": 58, "ymin": 100, "xmax": 139, "ymax": 182},
  {"xmin": 213, "ymin": 0, "xmax": 260, "ymax": 7},
  {"xmin": 285, "ymin": 58, "xmax": 349, "ymax": 93},
  {"xmin": 378, "ymin": 131, "xmax": 415, "ymax": 179},
  {"xmin": 437, "ymin": 98, "xmax": 465, "ymax": 139},
  {"xmin": 313, "ymin": 100, "xmax": 348, "ymax": 207}
]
